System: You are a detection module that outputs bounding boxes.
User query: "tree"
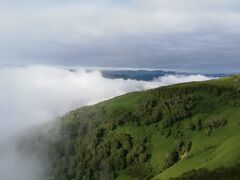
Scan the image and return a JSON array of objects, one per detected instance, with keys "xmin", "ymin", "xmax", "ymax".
[{"xmin": 164, "ymin": 150, "xmax": 180, "ymax": 168}]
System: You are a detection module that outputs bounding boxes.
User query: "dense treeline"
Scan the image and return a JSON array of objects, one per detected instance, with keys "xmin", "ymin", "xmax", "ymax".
[
  {"xmin": 170, "ymin": 164, "xmax": 240, "ymax": 180},
  {"xmin": 188, "ymin": 116, "xmax": 227, "ymax": 136},
  {"xmin": 42, "ymin": 76, "xmax": 240, "ymax": 180}
]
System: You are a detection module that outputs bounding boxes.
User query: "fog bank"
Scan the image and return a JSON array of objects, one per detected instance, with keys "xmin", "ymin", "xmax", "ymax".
[{"xmin": 0, "ymin": 66, "xmax": 211, "ymax": 180}]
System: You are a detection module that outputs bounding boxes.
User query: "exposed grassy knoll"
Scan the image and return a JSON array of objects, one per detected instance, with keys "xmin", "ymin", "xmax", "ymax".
[{"xmin": 39, "ymin": 75, "xmax": 240, "ymax": 180}]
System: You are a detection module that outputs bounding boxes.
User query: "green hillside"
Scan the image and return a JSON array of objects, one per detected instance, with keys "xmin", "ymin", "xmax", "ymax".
[{"xmin": 43, "ymin": 75, "xmax": 240, "ymax": 180}]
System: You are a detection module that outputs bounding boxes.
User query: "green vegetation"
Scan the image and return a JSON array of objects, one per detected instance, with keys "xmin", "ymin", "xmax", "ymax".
[
  {"xmin": 169, "ymin": 164, "xmax": 240, "ymax": 180},
  {"xmin": 41, "ymin": 75, "xmax": 240, "ymax": 180}
]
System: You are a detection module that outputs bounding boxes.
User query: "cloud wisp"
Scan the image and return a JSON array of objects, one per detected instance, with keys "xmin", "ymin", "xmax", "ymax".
[{"xmin": 0, "ymin": 66, "xmax": 211, "ymax": 180}]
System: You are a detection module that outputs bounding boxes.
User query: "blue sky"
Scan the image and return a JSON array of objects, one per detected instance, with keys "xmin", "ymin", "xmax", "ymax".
[{"xmin": 0, "ymin": 0, "xmax": 240, "ymax": 73}]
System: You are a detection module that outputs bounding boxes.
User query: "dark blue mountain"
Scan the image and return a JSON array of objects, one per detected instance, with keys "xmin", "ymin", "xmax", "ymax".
[{"xmin": 101, "ymin": 70, "xmax": 229, "ymax": 81}]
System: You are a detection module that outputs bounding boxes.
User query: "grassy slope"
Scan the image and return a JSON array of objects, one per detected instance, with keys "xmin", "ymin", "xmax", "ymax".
[
  {"xmin": 48, "ymin": 75, "xmax": 240, "ymax": 180},
  {"xmin": 153, "ymin": 78, "xmax": 240, "ymax": 179},
  {"xmin": 103, "ymin": 76, "xmax": 240, "ymax": 179},
  {"xmin": 154, "ymin": 107, "xmax": 240, "ymax": 179}
]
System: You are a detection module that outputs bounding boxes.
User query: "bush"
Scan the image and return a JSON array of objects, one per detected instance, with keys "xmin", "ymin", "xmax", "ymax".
[
  {"xmin": 170, "ymin": 164, "xmax": 240, "ymax": 180},
  {"xmin": 188, "ymin": 122, "xmax": 196, "ymax": 131},
  {"xmin": 164, "ymin": 150, "xmax": 180, "ymax": 168},
  {"xmin": 161, "ymin": 95, "xmax": 197, "ymax": 128},
  {"xmin": 211, "ymin": 116, "xmax": 227, "ymax": 128}
]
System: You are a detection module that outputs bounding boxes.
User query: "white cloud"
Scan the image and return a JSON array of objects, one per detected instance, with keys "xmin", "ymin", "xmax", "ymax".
[
  {"xmin": 0, "ymin": 141, "xmax": 45, "ymax": 180},
  {"xmin": 0, "ymin": 0, "xmax": 239, "ymax": 42},
  {"xmin": 154, "ymin": 74, "xmax": 211, "ymax": 85},
  {"xmin": 0, "ymin": 65, "xmax": 212, "ymax": 180},
  {"xmin": 0, "ymin": 66, "xmax": 211, "ymax": 139}
]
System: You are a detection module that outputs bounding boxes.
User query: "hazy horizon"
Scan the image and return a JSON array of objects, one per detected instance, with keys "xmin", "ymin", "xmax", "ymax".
[{"xmin": 1, "ymin": 63, "xmax": 239, "ymax": 74}]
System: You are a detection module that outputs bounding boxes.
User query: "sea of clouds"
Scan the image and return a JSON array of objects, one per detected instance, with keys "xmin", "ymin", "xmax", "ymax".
[{"xmin": 0, "ymin": 65, "xmax": 212, "ymax": 180}]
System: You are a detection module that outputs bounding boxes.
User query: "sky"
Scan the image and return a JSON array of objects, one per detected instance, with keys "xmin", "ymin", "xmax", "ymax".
[{"xmin": 0, "ymin": 0, "xmax": 240, "ymax": 72}]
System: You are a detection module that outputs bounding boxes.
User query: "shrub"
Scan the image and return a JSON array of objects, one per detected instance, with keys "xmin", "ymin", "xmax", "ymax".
[
  {"xmin": 170, "ymin": 164, "xmax": 240, "ymax": 180},
  {"xmin": 164, "ymin": 150, "xmax": 180, "ymax": 168}
]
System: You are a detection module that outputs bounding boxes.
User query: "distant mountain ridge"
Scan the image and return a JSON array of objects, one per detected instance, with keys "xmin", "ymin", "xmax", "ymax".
[
  {"xmin": 100, "ymin": 69, "xmax": 230, "ymax": 81},
  {"xmin": 68, "ymin": 68, "xmax": 231, "ymax": 81},
  {"xmin": 101, "ymin": 70, "xmax": 180, "ymax": 81}
]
